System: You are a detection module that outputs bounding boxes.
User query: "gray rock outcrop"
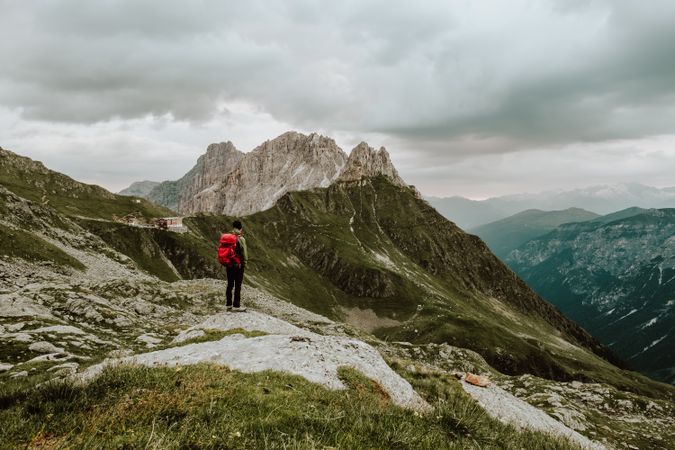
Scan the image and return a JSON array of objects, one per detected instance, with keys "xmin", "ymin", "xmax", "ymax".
[
  {"xmin": 126, "ymin": 131, "xmax": 412, "ymax": 216},
  {"xmin": 145, "ymin": 142, "xmax": 244, "ymax": 212},
  {"xmin": 339, "ymin": 142, "xmax": 407, "ymax": 187},
  {"xmin": 82, "ymin": 310, "xmax": 430, "ymax": 412},
  {"xmin": 184, "ymin": 131, "xmax": 348, "ymax": 216}
]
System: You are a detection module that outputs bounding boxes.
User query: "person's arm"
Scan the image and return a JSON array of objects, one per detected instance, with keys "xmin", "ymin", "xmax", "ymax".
[{"xmin": 238, "ymin": 236, "xmax": 248, "ymax": 266}]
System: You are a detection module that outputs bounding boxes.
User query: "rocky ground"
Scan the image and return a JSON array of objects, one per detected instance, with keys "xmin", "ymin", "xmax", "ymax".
[{"xmin": 1, "ymin": 237, "xmax": 674, "ymax": 450}]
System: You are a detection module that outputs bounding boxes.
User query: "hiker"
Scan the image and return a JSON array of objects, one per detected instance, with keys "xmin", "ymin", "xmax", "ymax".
[{"xmin": 218, "ymin": 220, "xmax": 248, "ymax": 312}]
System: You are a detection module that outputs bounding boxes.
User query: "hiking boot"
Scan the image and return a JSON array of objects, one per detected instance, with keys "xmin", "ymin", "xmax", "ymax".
[
  {"xmin": 233, "ymin": 306, "xmax": 247, "ymax": 312},
  {"xmin": 226, "ymin": 306, "xmax": 233, "ymax": 312}
]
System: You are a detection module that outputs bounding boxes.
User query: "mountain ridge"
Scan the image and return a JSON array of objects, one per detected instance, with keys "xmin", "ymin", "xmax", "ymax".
[
  {"xmin": 429, "ymin": 183, "xmax": 675, "ymax": 229},
  {"xmin": 0, "ymin": 146, "xmax": 172, "ymax": 219},
  {"xmin": 2, "ymin": 145, "xmax": 674, "ymax": 449},
  {"xmin": 506, "ymin": 208, "xmax": 675, "ymax": 384},
  {"xmin": 121, "ymin": 131, "xmax": 410, "ymax": 216},
  {"xmin": 470, "ymin": 207, "xmax": 601, "ymax": 259}
]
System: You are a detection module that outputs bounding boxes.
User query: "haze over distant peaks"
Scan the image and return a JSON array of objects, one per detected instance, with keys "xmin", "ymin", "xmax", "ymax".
[
  {"xmin": 121, "ymin": 131, "xmax": 408, "ymax": 216},
  {"xmin": 470, "ymin": 207, "xmax": 600, "ymax": 259},
  {"xmin": 118, "ymin": 180, "xmax": 160, "ymax": 197},
  {"xmin": 429, "ymin": 183, "xmax": 675, "ymax": 229}
]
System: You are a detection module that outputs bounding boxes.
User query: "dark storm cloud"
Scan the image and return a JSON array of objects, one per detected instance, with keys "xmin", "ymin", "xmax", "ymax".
[{"xmin": 1, "ymin": 0, "xmax": 675, "ymax": 156}]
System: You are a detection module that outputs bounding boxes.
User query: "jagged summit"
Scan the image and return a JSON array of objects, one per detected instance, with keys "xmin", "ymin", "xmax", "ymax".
[
  {"xmin": 124, "ymin": 131, "xmax": 412, "ymax": 216},
  {"xmin": 185, "ymin": 131, "xmax": 348, "ymax": 216},
  {"xmin": 204, "ymin": 141, "xmax": 240, "ymax": 158},
  {"xmin": 177, "ymin": 141, "xmax": 244, "ymax": 211},
  {"xmin": 339, "ymin": 142, "xmax": 406, "ymax": 187},
  {"xmin": 139, "ymin": 141, "xmax": 244, "ymax": 212}
]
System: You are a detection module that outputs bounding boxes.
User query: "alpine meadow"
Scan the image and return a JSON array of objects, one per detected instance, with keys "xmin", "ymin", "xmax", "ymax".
[{"xmin": 2, "ymin": 2, "xmax": 675, "ymax": 449}]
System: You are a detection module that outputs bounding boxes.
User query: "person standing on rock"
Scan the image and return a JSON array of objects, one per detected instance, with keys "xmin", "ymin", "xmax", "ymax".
[{"xmin": 218, "ymin": 220, "xmax": 248, "ymax": 312}]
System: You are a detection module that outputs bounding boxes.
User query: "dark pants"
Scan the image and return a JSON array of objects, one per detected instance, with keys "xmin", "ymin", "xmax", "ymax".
[{"xmin": 226, "ymin": 265, "xmax": 244, "ymax": 307}]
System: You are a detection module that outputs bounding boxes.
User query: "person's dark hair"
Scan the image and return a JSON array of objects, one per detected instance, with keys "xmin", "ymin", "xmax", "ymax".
[{"xmin": 232, "ymin": 220, "xmax": 243, "ymax": 230}]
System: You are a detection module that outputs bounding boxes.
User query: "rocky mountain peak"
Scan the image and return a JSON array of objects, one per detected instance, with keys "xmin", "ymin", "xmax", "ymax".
[
  {"xmin": 185, "ymin": 131, "xmax": 348, "ymax": 216},
  {"xmin": 204, "ymin": 141, "xmax": 239, "ymax": 157},
  {"xmin": 172, "ymin": 142, "xmax": 244, "ymax": 213},
  {"xmin": 124, "ymin": 131, "xmax": 413, "ymax": 215},
  {"xmin": 338, "ymin": 142, "xmax": 407, "ymax": 187},
  {"xmin": 253, "ymin": 131, "xmax": 344, "ymax": 160},
  {"xmin": 198, "ymin": 141, "xmax": 243, "ymax": 173}
]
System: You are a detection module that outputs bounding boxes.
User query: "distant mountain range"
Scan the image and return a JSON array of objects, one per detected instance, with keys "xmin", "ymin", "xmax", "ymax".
[
  {"xmin": 428, "ymin": 183, "xmax": 675, "ymax": 229},
  {"xmin": 505, "ymin": 208, "xmax": 675, "ymax": 384},
  {"xmin": 470, "ymin": 208, "xmax": 600, "ymax": 259}
]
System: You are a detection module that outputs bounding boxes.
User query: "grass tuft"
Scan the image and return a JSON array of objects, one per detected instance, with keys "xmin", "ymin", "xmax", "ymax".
[{"xmin": 0, "ymin": 364, "xmax": 582, "ymax": 449}]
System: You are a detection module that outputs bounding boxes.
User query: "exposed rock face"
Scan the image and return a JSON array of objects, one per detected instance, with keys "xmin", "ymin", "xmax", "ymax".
[
  {"xmin": 184, "ymin": 131, "xmax": 348, "ymax": 216},
  {"xmin": 145, "ymin": 142, "xmax": 244, "ymax": 212},
  {"xmin": 176, "ymin": 142, "xmax": 244, "ymax": 212},
  {"xmin": 83, "ymin": 310, "xmax": 430, "ymax": 411},
  {"xmin": 506, "ymin": 208, "xmax": 675, "ymax": 384},
  {"xmin": 126, "ymin": 132, "xmax": 414, "ymax": 216},
  {"xmin": 339, "ymin": 142, "xmax": 406, "ymax": 187}
]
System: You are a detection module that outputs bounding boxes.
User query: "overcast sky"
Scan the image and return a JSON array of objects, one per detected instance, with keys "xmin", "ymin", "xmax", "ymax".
[{"xmin": 1, "ymin": 0, "xmax": 675, "ymax": 198}]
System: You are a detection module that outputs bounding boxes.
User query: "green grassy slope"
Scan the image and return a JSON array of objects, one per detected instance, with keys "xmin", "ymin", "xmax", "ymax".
[
  {"xmin": 0, "ymin": 365, "xmax": 580, "ymax": 450},
  {"xmin": 0, "ymin": 147, "xmax": 173, "ymax": 219},
  {"xmin": 0, "ymin": 222, "xmax": 85, "ymax": 270},
  {"xmin": 80, "ymin": 177, "xmax": 675, "ymax": 398},
  {"xmin": 75, "ymin": 219, "xmax": 181, "ymax": 282}
]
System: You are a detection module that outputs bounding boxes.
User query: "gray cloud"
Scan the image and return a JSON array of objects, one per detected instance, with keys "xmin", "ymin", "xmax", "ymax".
[
  {"xmin": 3, "ymin": 1, "xmax": 675, "ymax": 138},
  {"xmin": 1, "ymin": 0, "xmax": 674, "ymax": 197}
]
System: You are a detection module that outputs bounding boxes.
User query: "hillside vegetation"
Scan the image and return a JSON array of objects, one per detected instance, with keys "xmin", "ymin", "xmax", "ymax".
[
  {"xmin": 76, "ymin": 177, "xmax": 675, "ymax": 399},
  {"xmin": 0, "ymin": 147, "xmax": 172, "ymax": 219},
  {"xmin": 0, "ymin": 365, "xmax": 582, "ymax": 450},
  {"xmin": 507, "ymin": 208, "xmax": 675, "ymax": 384},
  {"xmin": 2, "ymin": 150, "xmax": 674, "ymax": 449}
]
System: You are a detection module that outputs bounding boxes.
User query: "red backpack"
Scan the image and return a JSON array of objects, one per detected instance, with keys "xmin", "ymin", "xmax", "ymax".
[{"xmin": 218, "ymin": 233, "xmax": 241, "ymax": 267}]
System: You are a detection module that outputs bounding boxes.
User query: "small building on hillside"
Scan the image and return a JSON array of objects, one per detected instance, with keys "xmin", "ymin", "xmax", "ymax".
[
  {"xmin": 112, "ymin": 213, "xmax": 188, "ymax": 233},
  {"xmin": 163, "ymin": 217, "xmax": 189, "ymax": 233}
]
